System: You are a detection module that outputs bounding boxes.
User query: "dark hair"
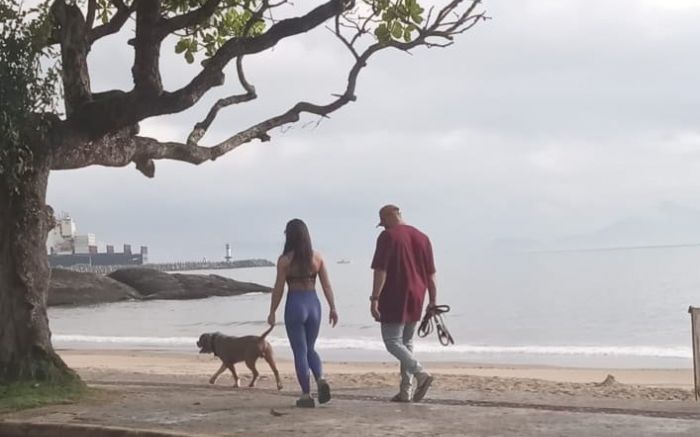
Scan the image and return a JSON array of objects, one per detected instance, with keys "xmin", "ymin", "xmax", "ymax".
[{"xmin": 283, "ymin": 218, "xmax": 313, "ymax": 275}]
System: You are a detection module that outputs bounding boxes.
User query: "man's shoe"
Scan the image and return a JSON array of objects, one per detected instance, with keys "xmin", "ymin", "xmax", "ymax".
[{"xmin": 412, "ymin": 372, "xmax": 433, "ymax": 402}]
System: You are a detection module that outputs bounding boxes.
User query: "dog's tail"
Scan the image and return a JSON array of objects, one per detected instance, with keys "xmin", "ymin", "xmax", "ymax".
[
  {"xmin": 259, "ymin": 324, "xmax": 274, "ymax": 340},
  {"xmin": 257, "ymin": 325, "xmax": 275, "ymax": 355}
]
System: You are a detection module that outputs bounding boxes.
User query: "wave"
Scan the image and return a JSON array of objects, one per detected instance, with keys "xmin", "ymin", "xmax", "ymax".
[
  {"xmin": 175, "ymin": 320, "xmax": 270, "ymax": 328},
  {"xmin": 53, "ymin": 335, "xmax": 692, "ymax": 358},
  {"xmin": 55, "ymin": 335, "xmax": 196, "ymax": 346}
]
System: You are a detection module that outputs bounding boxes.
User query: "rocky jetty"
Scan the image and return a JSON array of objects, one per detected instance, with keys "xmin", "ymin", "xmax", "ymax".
[
  {"xmin": 48, "ymin": 267, "xmax": 271, "ymax": 307},
  {"xmin": 48, "ymin": 269, "xmax": 140, "ymax": 306}
]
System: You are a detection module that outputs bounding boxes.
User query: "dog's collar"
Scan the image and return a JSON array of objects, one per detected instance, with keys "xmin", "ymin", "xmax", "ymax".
[{"xmin": 210, "ymin": 333, "xmax": 218, "ymax": 356}]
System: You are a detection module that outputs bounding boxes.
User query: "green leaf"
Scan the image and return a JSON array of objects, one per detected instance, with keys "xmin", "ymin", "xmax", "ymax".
[
  {"xmin": 411, "ymin": 12, "xmax": 423, "ymax": 24},
  {"xmin": 175, "ymin": 39, "xmax": 188, "ymax": 54},
  {"xmin": 184, "ymin": 51, "xmax": 195, "ymax": 64},
  {"xmin": 391, "ymin": 21, "xmax": 403, "ymax": 39},
  {"xmin": 374, "ymin": 23, "xmax": 391, "ymax": 43}
]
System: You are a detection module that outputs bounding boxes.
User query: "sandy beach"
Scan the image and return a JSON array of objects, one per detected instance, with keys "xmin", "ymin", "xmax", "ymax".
[
  {"xmin": 59, "ymin": 349, "xmax": 695, "ymax": 401},
  {"xmin": 3, "ymin": 348, "xmax": 700, "ymax": 436}
]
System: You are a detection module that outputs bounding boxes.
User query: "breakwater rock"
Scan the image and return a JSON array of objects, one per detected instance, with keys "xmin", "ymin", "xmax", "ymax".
[{"xmin": 49, "ymin": 268, "xmax": 271, "ymax": 307}]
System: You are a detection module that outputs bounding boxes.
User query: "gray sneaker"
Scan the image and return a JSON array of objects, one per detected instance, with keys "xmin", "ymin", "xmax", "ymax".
[{"xmin": 412, "ymin": 372, "xmax": 433, "ymax": 402}]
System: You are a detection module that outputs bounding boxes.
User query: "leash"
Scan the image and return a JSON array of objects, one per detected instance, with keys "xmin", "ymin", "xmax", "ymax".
[{"xmin": 417, "ymin": 304, "xmax": 454, "ymax": 346}]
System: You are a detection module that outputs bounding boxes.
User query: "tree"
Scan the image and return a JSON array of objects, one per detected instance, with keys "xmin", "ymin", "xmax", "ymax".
[{"xmin": 0, "ymin": 0, "xmax": 487, "ymax": 383}]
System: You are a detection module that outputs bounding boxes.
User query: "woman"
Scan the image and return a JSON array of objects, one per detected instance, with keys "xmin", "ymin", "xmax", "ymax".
[{"xmin": 267, "ymin": 218, "xmax": 338, "ymax": 408}]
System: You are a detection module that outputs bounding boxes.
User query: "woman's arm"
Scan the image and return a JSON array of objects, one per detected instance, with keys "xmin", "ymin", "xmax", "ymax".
[
  {"xmin": 267, "ymin": 256, "xmax": 288, "ymax": 325},
  {"xmin": 317, "ymin": 254, "xmax": 338, "ymax": 327}
]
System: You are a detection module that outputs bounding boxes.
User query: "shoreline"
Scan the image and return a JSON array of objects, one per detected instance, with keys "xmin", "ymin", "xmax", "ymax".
[{"xmin": 58, "ymin": 348, "xmax": 695, "ymax": 391}]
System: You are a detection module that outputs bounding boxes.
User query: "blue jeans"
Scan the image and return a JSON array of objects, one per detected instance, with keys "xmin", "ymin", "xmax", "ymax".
[
  {"xmin": 285, "ymin": 290, "xmax": 323, "ymax": 394},
  {"xmin": 381, "ymin": 322, "xmax": 422, "ymax": 393}
]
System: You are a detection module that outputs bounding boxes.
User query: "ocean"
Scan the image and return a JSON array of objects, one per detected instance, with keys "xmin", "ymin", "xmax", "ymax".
[{"xmin": 49, "ymin": 246, "xmax": 700, "ymax": 368}]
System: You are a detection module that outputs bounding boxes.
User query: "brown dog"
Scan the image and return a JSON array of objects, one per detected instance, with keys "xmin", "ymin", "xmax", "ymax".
[{"xmin": 197, "ymin": 325, "xmax": 282, "ymax": 390}]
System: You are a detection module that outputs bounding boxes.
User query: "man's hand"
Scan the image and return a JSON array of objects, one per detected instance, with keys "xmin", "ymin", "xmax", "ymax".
[
  {"xmin": 267, "ymin": 312, "xmax": 275, "ymax": 326},
  {"xmin": 329, "ymin": 308, "xmax": 339, "ymax": 327},
  {"xmin": 370, "ymin": 300, "xmax": 381, "ymax": 322}
]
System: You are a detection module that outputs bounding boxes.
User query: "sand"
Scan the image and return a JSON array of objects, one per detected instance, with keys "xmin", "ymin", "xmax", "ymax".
[
  {"xmin": 3, "ymin": 349, "xmax": 699, "ymax": 436},
  {"xmin": 60, "ymin": 349, "xmax": 695, "ymax": 401}
]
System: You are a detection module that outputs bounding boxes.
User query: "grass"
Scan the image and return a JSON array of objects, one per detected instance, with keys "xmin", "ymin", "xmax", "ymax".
[{"xmin": 0, "ymin": 380, "xmax": 90, "ymax": 412}]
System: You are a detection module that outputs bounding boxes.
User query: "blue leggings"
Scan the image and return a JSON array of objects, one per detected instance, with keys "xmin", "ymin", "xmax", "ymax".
[{"xmin": 285, "ymin": 290, "xmax": 323, "ymax": 394}]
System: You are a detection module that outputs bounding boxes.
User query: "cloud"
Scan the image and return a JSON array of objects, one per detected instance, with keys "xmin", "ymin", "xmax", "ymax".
[{"xmin": 48, "ymin": 0, "xmax": 700, "ymax": 261}]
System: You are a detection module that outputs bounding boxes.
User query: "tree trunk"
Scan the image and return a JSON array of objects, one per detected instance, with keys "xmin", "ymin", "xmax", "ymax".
[{"xmin": 0, "ymin": 149, "xmax": 78, "ymax": 383}]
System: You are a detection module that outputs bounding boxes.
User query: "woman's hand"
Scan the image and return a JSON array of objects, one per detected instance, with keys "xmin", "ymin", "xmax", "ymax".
[
  {"xmin": 267, "ymin": 312, "xmax": 276, "ymax": 326},
  {"xmin": 329, "ymin": 308, "xmax": 338, "ymax": 327}
]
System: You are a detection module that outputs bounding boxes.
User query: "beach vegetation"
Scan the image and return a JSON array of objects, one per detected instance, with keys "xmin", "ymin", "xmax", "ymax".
[{"xmin": 0, "ymin": 379, "xmax": 90, "ymax": 412}]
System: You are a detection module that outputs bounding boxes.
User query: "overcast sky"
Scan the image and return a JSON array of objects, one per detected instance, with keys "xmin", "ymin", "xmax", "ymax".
[{"xmin": 47, "ymin": 0, "xmax": 700, "ymax": 262}]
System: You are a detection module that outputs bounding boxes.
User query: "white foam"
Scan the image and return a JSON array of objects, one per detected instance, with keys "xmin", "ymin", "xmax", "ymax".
[
  {"xmin": 55, "ymin": 334, "xmax": 196, "ymax": 346},
  {"xmin": 53, "ymin": 334, "xmax": 692, "ymax": 358}
]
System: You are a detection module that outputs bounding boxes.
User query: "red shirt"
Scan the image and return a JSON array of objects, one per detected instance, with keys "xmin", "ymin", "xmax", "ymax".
[{"xmin": 371, "ymin": 224, "xmax": 436, "ymax": 323}]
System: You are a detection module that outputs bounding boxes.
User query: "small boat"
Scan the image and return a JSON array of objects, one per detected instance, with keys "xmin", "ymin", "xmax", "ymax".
[{"xmin": 336, "ymin": 259, "xmax": 351, "ymax": 264}]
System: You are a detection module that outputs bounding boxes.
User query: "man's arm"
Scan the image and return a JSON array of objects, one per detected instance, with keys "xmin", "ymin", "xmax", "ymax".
[
  {"xmin": 370, "ymin": 269, "xmax": 386, "ymax": 321},
  {"xmin": 372, "ymin": 269, "xmax": 387, "ymax": 300},
  {"xmin": 427, "ymin": 273, "xmax": 437, "ymax": 307},
  {"xmin": 426, "ymin": 236, "xmax": 437, "ymax": 307}
]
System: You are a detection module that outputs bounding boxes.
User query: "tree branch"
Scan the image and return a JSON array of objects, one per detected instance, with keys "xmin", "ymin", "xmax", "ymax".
[
  {"xmin": 56, "ymin": 0, "xmax": 485, "ymax": 175},
  {"xmin": 157, "ymin": 0, "xmax": 224, "ymax": 38},
  {"xmin": 122, "ymin": 0, "xmax": 487, "ymax": 175},
  {"xmin": 132, "ymin": 0, "xmax": 163, "ymax": 95},
  {"xmin": 85, "ymin": 0, "xmax": 97, "ymax": 30},
  {"xmin": 50, "ymin": 125, "xmax": 140, "ymax": 172},
  {"xmin": 54, "ymin": 40, "xmax": 375, "ymax": 177},
  {"xmin": 185, "ymin": 0, "xmax": 272, "ymax": 145},
  {"xmin": 186, "ymin": 56, "xmax": 257, "ymax": 146},
  {"xmin": 51, "ymin": 0, "xmax": 92, "ymax": 116},
  {"xmin": 159, "ymin": 0, "xmax": 353, "ymax": 116},
  {"xmin": 71, "ymin": 0, "xmax": 353, "ymax": 138},
  {"xmin": 88, "ymin": 0, "xmax": 135, "ymax": 44}
]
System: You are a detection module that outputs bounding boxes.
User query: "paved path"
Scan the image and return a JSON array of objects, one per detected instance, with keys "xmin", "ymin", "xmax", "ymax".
[{"xmin": 3, "ymin": 378, "xmax": 700, "ymax": 436}]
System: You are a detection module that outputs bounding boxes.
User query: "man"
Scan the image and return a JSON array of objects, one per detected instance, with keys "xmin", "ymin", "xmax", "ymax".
[{"xmin": 370, "ymin": 204, "xmax": 437, "ymax": 402}]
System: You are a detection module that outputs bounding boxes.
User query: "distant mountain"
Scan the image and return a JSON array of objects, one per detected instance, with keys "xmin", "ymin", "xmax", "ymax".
[
  {"xmin": 486, "ymin": 237, "xmax": 544, "ymax": 252},
  {"xmin": 488, "ymin": 202, "xmax": 700, "ymax": 252},
  {"xmin": 555, "ymin": 202, "xmax": 700, "ymax": 250}
]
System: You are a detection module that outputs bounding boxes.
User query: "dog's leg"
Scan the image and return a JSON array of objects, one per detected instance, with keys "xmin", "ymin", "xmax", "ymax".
[
  {"xmin": 245, "ymin": 358, "xmax": 259, "ymax": 388},
  {"xmin": 228, "ymin": 364, "xmax": 240, "ymax": 388},
  {"xmin": 263, "ymin": 346, "xmax": 283, "ymax": 390},
  {"xmin": 210, "ymin": 363, "xmax": 226, "ymax": 385}
]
